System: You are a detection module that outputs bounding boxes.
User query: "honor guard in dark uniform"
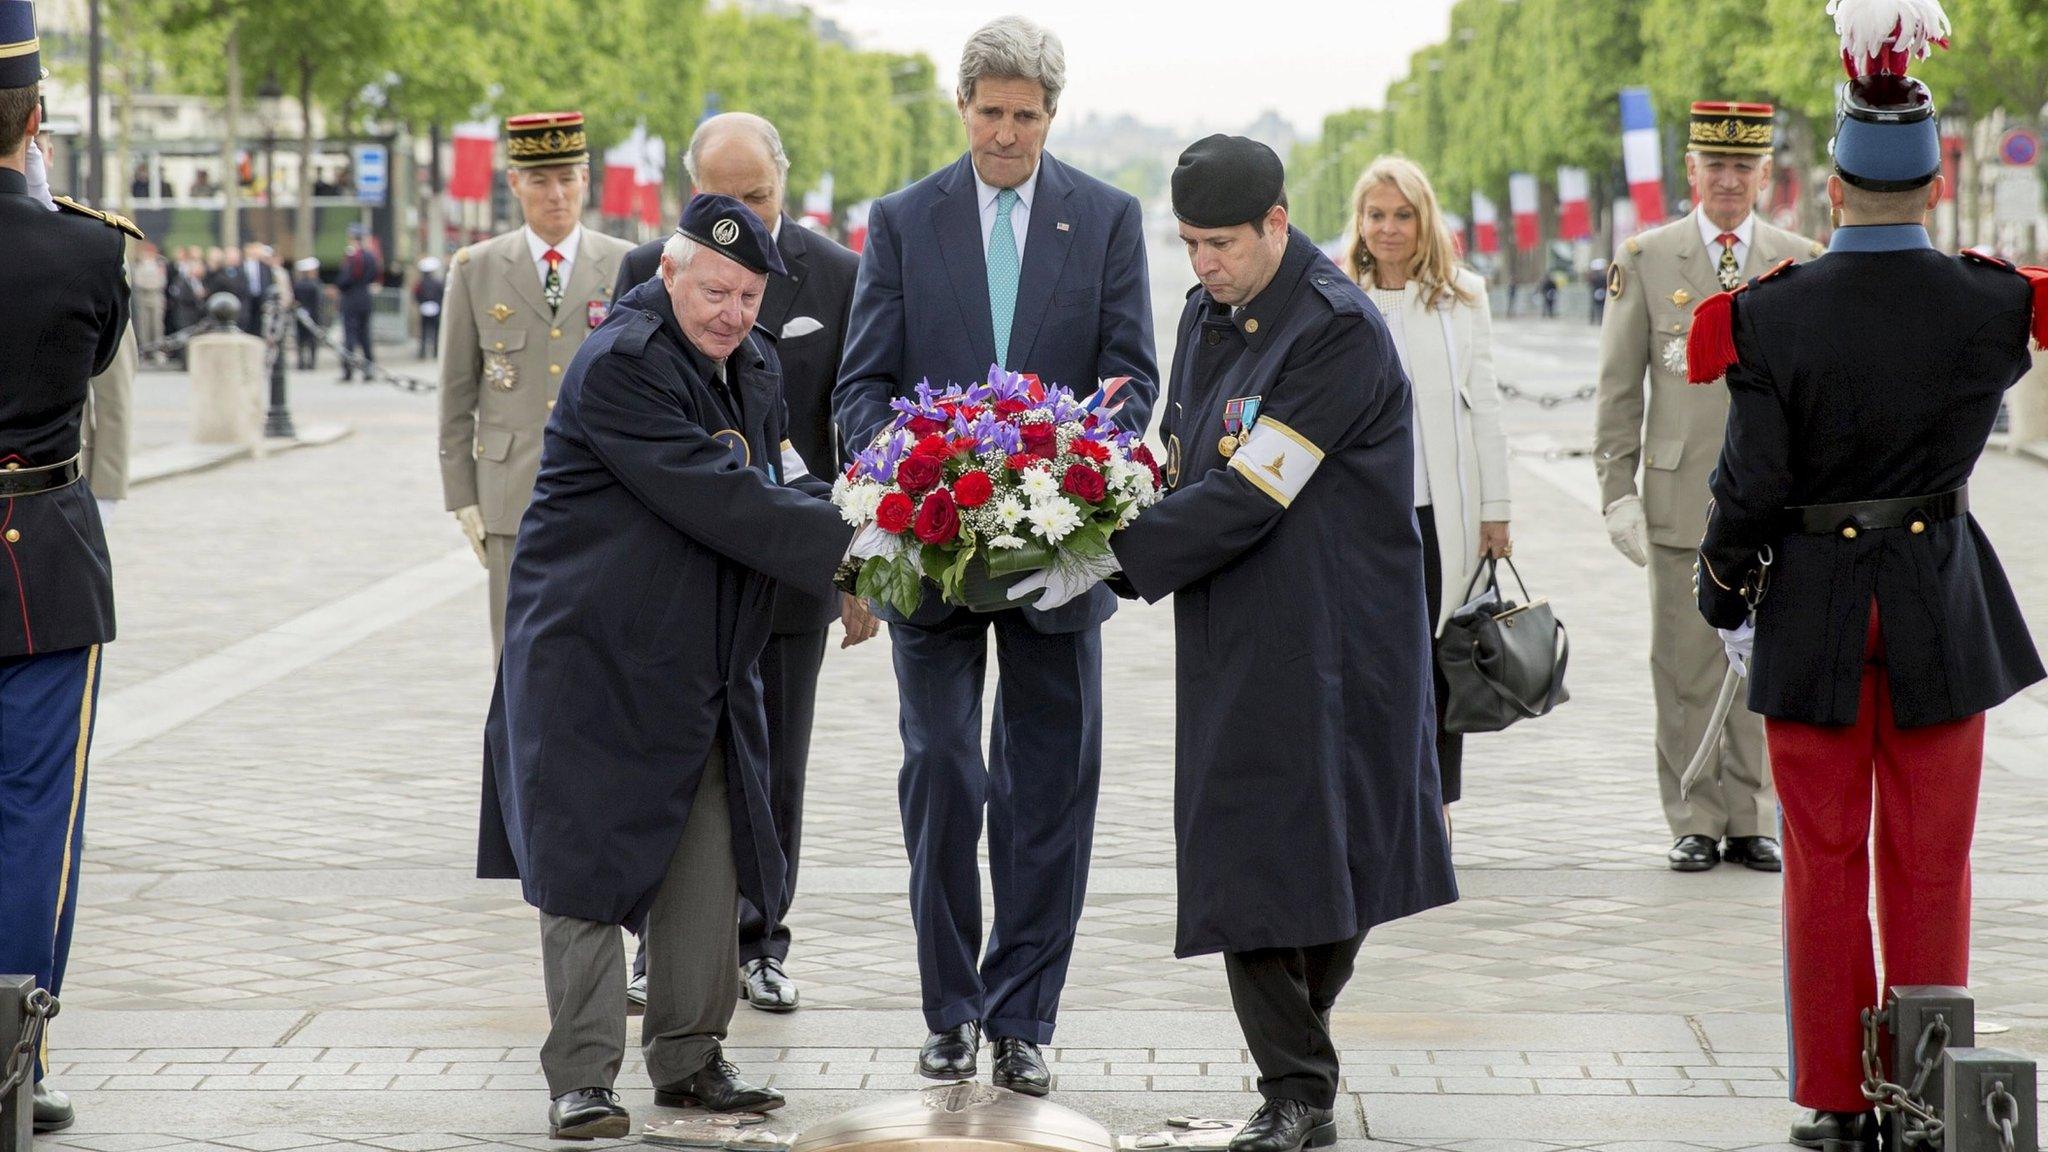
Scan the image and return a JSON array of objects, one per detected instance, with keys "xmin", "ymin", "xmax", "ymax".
[
  {"xmin": 477, "ymin": 194, "xmax": 854, "ymax": 1140},
  {"xmin": 1688, "ymin": 3, "xmax": 2042, "ymax": 1146},
  {"xmin": 0, "ymin": 0, "xmax": 137, "ymax": 1134},
  {"xmin": 1109, "ymin": 136, "xmax": 1457, "ymax": 1152}
]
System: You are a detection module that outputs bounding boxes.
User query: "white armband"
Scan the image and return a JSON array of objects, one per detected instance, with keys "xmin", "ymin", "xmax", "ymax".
[
  {"xmin": 779, "ymin": 439, "xmax": 811, "ymax": 482},
  {"xmin": 1227, "ymin": 418, "xmax": 1323, "ymax": 508}
]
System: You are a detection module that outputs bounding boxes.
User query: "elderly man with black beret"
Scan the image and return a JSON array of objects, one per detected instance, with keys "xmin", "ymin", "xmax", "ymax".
[
  {"xmin": 1108, "ymin": 136, "xmax": 1458, "ymax": 1152},
  {"xmin": 478, "ymin": 193, "xmax": 855, "ymax": 1140}
]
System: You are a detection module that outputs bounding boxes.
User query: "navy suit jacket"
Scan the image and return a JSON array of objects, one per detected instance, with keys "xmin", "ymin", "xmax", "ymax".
[{"xmin": 835, "ymin": 151, "xmax": 1159, "ymax": 633}]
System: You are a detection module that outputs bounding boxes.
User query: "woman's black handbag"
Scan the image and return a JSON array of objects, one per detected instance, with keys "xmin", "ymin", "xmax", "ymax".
[{"xmin": 1435, "ymin": 557, "xmax": 1569, "ymax": 734}]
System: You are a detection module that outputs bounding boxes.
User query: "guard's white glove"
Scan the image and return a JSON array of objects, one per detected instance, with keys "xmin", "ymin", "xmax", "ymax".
[
  {"xmin": 1718, "ymin": 621, "xmax": 1754, "ymax": 678},
  {"xmin": 96, "ymin": 498, "xmax": 116, "ymax": 524},
  {"xmin": 1007, "ymin": 553, "xmax": 1118, "ymax": 611},
  {"xmin": 452, "ymin": 504, "xmax": 487, "ymax": 568},
  {"xmin": 1604, "ymin": 494, "xmax": 1649, "ymax": 568},
  {"xmin": 25, "ymin": 140, "xmax": 55, "ymax": 211},
  {"xmin": 846, "ymin": 522, "xmax": 899, "ymax": 563}
]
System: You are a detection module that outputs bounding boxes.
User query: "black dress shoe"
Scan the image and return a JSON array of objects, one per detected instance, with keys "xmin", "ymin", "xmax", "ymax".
[
  {"xmin": 990, "ymin": 1037, "xmax": 1050, "ymax": 1096},
  {"xmin": 741, "ymin": 957, "xmax": 799, "ymax": 1012},
  {"xmin": 1228, "ymin": 1100, "xmax": 1336, "ymax": 1152},
  {"xmin": 653, "ymin": 1050, "xmax": 785, "ymax": 1113},
  {"xmin": 1789, "ymin": 1109, "xmax": 1877, "ymax": 1151},
  {"xmin": 1668, "ymin": 834, "xmax": 1720, "ymax": 872},
  {"xmin": 548, "ymin": 1087, "xmax": 629, "ymax": 1140},
  {"xmin": 1725, "ymin": 835, "xmax": 1783, "ymax": 872},
  {"xmin": 32, "ymin": 1083, "xmax": 75, "ymax": 1134},
  {"xmin": 918, "ymin": 1022, "xmax": 980, "ymax": 1081}
]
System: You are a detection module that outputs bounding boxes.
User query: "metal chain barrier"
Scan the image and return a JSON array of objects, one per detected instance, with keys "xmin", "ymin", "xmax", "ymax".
[
  {"xmin": 0, "ymin": 988, "xmax": 55, "ymax": 1101},
  {"xmin": 288, "ymin": 307, "xmax": 434, "ymax": 393},
  {"xmin": 1863, "ymin": 1004, "xmax": 1949, "ymax": 1148},
  {"xmin": 1497, "ymin": 381, "xmax": 1598, "ymax": 408},
  {"xmin": 1985, "ymin": 1081, "xmax": 2021, "ymax": 1152}
]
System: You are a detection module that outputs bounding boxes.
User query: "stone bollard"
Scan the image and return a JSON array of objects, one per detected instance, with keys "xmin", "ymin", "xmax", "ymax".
[
  {"xmin": 2009, "ymin": 348, "xmax": 2048, "ymax": 449},
  {"xmin": 187, "ymin": 330, "xmax": 267, "ymax": 450}
]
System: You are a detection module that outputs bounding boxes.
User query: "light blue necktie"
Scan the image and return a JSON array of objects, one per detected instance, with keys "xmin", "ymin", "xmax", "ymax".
[{"xmin": 987, "ymin": 187, "xmax": 1021, "ymax": 369}]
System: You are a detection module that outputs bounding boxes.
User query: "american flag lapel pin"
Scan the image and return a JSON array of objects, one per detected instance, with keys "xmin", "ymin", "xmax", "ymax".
[{"xmin": 1056, "ymin": 222, "xmax": 1070, "ymax": 232}]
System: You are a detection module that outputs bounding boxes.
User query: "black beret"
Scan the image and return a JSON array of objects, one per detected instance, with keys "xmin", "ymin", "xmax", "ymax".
[
  {"xmin": 1172, "ymin": 134, "xmax": 1285, "ymax": 228},
  {"xmin": 677, "ymin": 193, "xmax": 787, "ymax": 278}
]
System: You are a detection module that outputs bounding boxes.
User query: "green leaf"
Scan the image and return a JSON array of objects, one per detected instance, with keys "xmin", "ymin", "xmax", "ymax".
[
  {"xmin": 856, "ymin": 554, "xmax": 924, "ymax": 618},
  {"xmin": 983, "ymin": 539, "xmax": 1056, "ymax": 577}
]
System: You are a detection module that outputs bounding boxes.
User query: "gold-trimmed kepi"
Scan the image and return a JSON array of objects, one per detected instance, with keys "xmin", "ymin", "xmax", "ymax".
[
  {"xmin": 0, "ymin": 0, "xmax": 46, "ymax": 89},
  {"xmin": 505, "ymin": 111, "xmax": 589, "ymax": 169},
  {"xmin": 1689, "ymin": 101, "xmax": 1775, "ymax": 156}
]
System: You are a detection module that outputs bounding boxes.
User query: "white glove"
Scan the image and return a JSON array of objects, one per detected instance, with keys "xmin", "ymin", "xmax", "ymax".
[
  {"xmin": 846, "ymin": 521, "xmax": 900, "ymax": 563},
  {"xmin": 452, "ymin": 504, "xmax": 488, "ymax": 568},
  {"xmin": 96, "ymin": 498, "xmax": 116, "ymax": 524},
  {"xmin": 1718, "ymin": 621, "xmax": 1754, "ymax": 677},
  {"xmin": 25, "ymin": 140, "xmax": 55, "ymax": 211},
  {"xmin": 1007, "ymin": 553, "xmax": 1117, "ymax": 611},
  {"xmin": 1604, "ymin": 494, "xmax": 1649, "ymax": 568}
]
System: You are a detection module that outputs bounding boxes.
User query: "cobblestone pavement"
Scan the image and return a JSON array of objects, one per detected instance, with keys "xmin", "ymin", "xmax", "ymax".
[{"xmin": 32, "ymin": 320, "xmax": 2048, "ymax": 1152}]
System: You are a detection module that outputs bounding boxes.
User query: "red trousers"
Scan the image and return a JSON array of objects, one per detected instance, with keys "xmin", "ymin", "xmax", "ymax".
[{"xmin": 1766, "ymin": 607, "xmax": 1983, "ymax": 1111}]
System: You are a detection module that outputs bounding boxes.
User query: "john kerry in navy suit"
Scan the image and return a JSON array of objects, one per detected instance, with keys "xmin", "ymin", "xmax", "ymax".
[{"xmin": 834, "ymin": 15, "xmax": 1157, "ymax": 1096}]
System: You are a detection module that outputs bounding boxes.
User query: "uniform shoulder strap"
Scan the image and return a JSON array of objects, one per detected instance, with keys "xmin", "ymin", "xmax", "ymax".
[
  {"xmin": 1684, "ymin": 261, "xmax": 1792, "ymax": 385},
  {"xmin": 1963, "ymin": 247, "xmax": 2018, "ymax": 274},
  {"xmin": 52, "ymin": 195, "xmax": 146, "ymax": 239},
  {"xmin": 611, "ymin": 309, "xmax": 662, "ymax": 358}
]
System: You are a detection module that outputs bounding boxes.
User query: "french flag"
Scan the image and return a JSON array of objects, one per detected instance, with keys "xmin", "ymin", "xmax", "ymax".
[
  {"xmin": 601, "ymin": 128, "xmax": 643, "ymax": 219},
  {"xmin": 1509, "ymin": 173, "xmax": 1540, "ymax": 251},
  {"xmin": 1557, "ymin": 166, "xmax": 1592, "ymax": 241},
  {"xmin": 449, "ymin": 121, "xmax": 496, "ymax": 204},
  {"xmin": 1620, "ymin": 88, "xmax": 1666, "ymax": 230},
  {"xmin": 1471, "ymin": 192, "xmax": 1499, "ymax": 255},
  {"xmin": 637, "ymin": 135, "xmax": 666, "ymax": 228}
]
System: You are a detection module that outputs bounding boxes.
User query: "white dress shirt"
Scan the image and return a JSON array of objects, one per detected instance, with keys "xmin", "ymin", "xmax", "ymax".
[
  {"xmin": 975, "ymin": 161, "xmax": 1038, "ymax": 261},
  {"xmin": 1695, "ymin": 209, "xmax": 1755, "ymax": 274},
  {"xmin": 525, "ymin": 225, "xmax": 584, "ymax": 289}
]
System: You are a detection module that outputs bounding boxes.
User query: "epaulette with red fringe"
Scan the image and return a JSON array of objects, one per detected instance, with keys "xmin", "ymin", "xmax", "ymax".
[
  {"xmin": 1685, "ymin": 258, "xmax": 1798, "ymax": 384},
  {"xmin": 1964, "ymin": 249, "xmax": 2048, "ymax": 350}
]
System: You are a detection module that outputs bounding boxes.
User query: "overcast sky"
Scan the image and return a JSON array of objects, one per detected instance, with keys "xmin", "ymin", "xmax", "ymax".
[{"xmin": 813, "ymin": 0, "xmax": 1460, "ymax": 139}]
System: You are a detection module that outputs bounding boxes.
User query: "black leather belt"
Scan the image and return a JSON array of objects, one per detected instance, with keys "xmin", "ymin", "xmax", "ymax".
[
  {"xmin": 1789, "ymin": 485, "xmax": 1967, "ymax": 538},
  {"xmin": 0, "ymin": 456, "xmax": 83, "ymax": 499}
]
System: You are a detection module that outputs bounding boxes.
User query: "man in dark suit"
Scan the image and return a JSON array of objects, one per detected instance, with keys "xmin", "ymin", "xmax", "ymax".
[
  {"xmin": 238, "ymin": 242, "xmax": 278, "ymax": 335},
  {"xmin": 612, "ymin": 111, "xmax": 873, "ymax": 1014},
  {"xmin": 834, "ymin": 15, "xmax": 1158, "ymax": 1094},
  {"xmin": 336, "ymin": 223, "xmax": 382, "ymax": 380},
  {"xmin": 0, "ymin": 8, "xmax": 136, "ymax": 1131},
  {"xmin": 1690, "ymin": 21, "xmax": 2043, "ymax": 1147}
]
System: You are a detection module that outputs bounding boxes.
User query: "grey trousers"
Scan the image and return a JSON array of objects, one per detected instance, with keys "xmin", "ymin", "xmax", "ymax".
[
  {"xmin": 1647, "ymin": 543, "xmax": 1773, "ymax": 838},
  {"xmin": 486, "ymin": 533, "xmax": 515, "ymax": 656},
  {"xmin": 538, "ymin": 747, "xmax": 742, "ymax": 1095}
]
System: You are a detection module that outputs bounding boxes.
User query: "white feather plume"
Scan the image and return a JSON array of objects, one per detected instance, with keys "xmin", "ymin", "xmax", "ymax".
[{"xmin": 1828, "ymin": 0, "xmax": 1952, "ymax": 72}]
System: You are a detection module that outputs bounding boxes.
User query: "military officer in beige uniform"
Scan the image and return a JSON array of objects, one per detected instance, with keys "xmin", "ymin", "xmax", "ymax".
[
  {"xmin": 439, "ymin": 111, "xmax": 634, "ymax": 652},
  {"xmin": 1594, "ymin": 101, "xmax": 1823, "ymax": 873}
]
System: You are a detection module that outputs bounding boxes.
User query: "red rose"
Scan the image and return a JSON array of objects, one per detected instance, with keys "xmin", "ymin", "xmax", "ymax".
[
  {"xmin": 994, "ymin": 398, "xmax": 1031, "ymax": 417},
  {"xmin": 1072, "ymin": 438, "xmax": 1111, "ymax": 463},
  {"xmin": 1019, "ymin": 422, "xmax": 1058, "ymax": 460},
  {"xmin": 1062, "ymin": 464, "xmax": 1107, "ymax": 504},
  {"xmin": 947, "ymin": 435, "xmax": 979, "ymax": 458},
  {"xmin": 907, "ymin": 415, "xmax": 947, "ymax": 437},
  {"xmin": 953, "ymin": 471, "xmax": 995, "ymax": 509},
  {"xmin": 912, "ymin": 434, "xmax": 951, "ymax": 459},
  {"xmin": 1133, "ymin": 443, "xmax": 1163, "ymax": 488},
  {"xmin": 896, "ymin": 453, "xmax": 944, "ymax": 495},
  {"xmin": 876, "ymin": 492, "xmax": 915, "ymax": 534},
  {"xmin": 913, "ymin": 487, "xmax": 960, "ymax": 545},
  {"xmin": 1006, "ymin": 452, "xmax": 1041, "ymax": 473}
]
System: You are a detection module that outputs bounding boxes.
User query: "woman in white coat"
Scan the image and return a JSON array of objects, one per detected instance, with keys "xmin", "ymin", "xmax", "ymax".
[{"xmin": 1343, "ymin": 155, "xmax": 1512, "ymax": 811}]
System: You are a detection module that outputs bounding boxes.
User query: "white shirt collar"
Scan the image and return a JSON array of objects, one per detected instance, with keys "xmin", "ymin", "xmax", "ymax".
[
  {"xmin": 1696, "ymin": 209, "xmax": 1754, "ymax": 253},
  {"xmin": 770, "ymin": 213, "xmax": 783, "ymax": 243},
  {"xmin": 975, "ymin": 159, "xmax": 1040, "ymax": 216},
  {"xmin": 525, "ymin": 224, "xmax": 583, "ymax": 268}
]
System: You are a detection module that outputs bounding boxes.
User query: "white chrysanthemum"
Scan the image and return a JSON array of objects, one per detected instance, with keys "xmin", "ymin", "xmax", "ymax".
[
  {"xmin": 988, "ymin": 534, "xmax": 1029, "ymax": 550},
  {"xmin": 1019, "ymin": 468, "xmax": 1059, "ymax": 503},
  {"xmin": 993, "ymin": 494, "xmax": 1027, "ymax": 529},
  {"xmin": 835, "ymin": 480, "xmax": 886, "ymax": 526},
  {"xmin": 1026, "ymin": 497, "xmax": 1083, "ymax": 545}
]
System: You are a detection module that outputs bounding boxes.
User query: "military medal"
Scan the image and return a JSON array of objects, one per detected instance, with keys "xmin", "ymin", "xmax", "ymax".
[
  {"xmin": 484, "ymin": 353, "xmax": 517, "ymax": 391},
  {"xmin": 1662, "ymin": 337, "xmax": 1688, "ymax": 373},
  {"xmin": 1219, "ymin": 395, "xmax": 1262, "ymax": 459},
  {"xmin": 587, "ymin": 299, "xmax": 609, "ymax": 330}
]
